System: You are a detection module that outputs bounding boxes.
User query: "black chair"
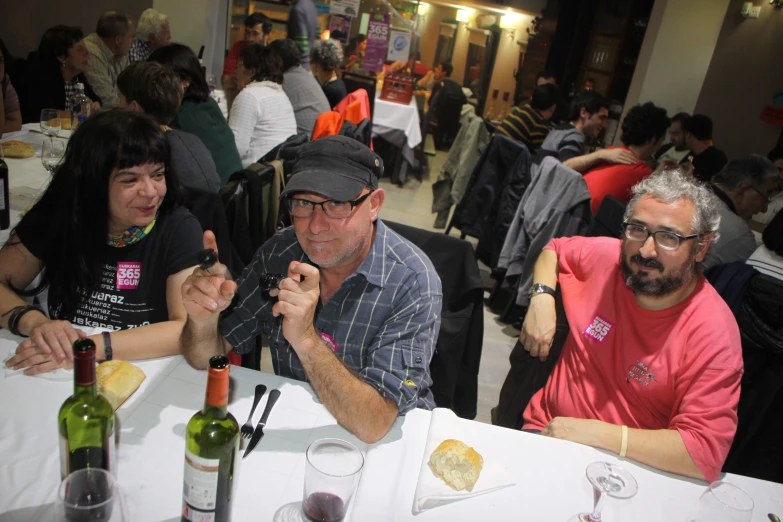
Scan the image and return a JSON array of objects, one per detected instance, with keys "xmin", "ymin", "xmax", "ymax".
[
  {"xmin": 342, "ymin": 71, "xmax": 376, "ymax": 120},
  {"xmin": 431, "ymin": 92, "xmax": 465, "ymax": 150},
  {"xmin": 385, "ymin": 221, "xmax": 484, "ymax": 419},
  {"xmin": 587, "ymin": 195, "xmax": 626, "ymax": 238}
]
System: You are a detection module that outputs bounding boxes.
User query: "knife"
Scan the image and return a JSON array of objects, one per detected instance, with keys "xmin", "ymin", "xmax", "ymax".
[{"xmin": 242, "ymin": 388, "xmax": 281, "ymax": 459}]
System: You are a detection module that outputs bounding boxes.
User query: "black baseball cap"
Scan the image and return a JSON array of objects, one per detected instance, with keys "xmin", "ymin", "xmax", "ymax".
[{"xmin": 279, "ymin": 136, "xmax": 383, "ymax": 202}]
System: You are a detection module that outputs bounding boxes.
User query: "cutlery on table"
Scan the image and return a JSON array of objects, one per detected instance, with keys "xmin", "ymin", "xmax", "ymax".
[
  {"xmin": 28, "ymin": 128, "xmax": 67, "ymax": 139},
  {"xmin": 241, "ymin": 384, "xmax": 267, "ymax": 439},
  {"xmin": 243, "ymin": 389, "xmax": 281, "ymax": 459}
]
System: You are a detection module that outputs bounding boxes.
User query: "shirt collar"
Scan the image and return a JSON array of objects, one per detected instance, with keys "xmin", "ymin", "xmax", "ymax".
[
  {"xmin": 710, "ymin": 184, "xmax": 737, "ymax": 214},
  {"xmin": 355, "ymin": 219, "xmax": 389, "ymax": 288}
]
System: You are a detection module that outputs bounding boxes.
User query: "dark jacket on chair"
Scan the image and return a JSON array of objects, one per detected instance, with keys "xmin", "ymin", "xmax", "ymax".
[
  {"xmin": 475, "ymin": 143, "xmax": 532, "ymax": 270},
  {"xmin": 385, "ymin": 221, "xmax": 484, "ymax": 419},
  {"xmin": 451, "ymin": 134, "xmax": 527, "ymax": 239},
  {"xmin": 720, "ymin": 274, "xmax": 783, "ymax": 483}
]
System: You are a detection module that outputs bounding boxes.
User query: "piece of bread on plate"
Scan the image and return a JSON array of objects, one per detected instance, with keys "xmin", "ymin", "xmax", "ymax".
[
  {"xmin": 96, "ymin": 360, "xmax": 146, "ymax": 410},
  {"xmin": 428, "ymin": 439, "xmax": 484, "ymax": 491},
  {"xmin": 0, "ymin": 140, "xmax": 35, "ymax": 159}
]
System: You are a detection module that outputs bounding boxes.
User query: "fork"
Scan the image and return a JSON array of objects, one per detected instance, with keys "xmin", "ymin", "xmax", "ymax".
[{"xmin": 241, "ymin": 384, "xmax": 267, "ymax": 439}]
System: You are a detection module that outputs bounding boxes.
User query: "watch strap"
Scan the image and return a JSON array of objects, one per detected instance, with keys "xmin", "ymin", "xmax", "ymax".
[
  {"xmin": 529, "ymin": 283, "xmax": 556, "ymax": 299},
  {"xmin": 102, "ymin": 331, "xmax": 113, "ymax": 361}
]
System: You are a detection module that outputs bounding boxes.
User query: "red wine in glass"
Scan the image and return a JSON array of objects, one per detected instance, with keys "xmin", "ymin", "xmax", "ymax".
[{"xmin": 303, "ymin": 492, "xmax": 346, "ymax": 522}]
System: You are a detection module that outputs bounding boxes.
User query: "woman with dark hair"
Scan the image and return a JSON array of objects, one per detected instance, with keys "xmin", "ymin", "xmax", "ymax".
[
  {"xmin": 344, "ymin": 34, "xmax": 366, "ymax": 72},
  {"xmin": 22, "ymin": 25, "xmax": 102, "ymax": 123},
  {"xmin": 2, "ymin": 110, "xmax": 204, "ymax": 375},
  {"xmin": 229, "ymin": 44, "xmax": 296, "ymax": 167},
  {"xmin": 0, "ymin": 39, "xmax": 22, "ymax": 135},
  {"xmin": 148, "ymin": 43, "xmax": 242, "ymax": 185}
]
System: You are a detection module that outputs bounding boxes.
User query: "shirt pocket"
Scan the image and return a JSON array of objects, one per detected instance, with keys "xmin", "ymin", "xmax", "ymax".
[{"xmin": 402, "ymin": 348, "xmax": 428, "ymax": 372}]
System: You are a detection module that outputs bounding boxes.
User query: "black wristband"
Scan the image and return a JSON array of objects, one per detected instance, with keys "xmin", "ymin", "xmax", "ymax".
[
  {"xmin": 528, "ymin": 283, "xmax": 556, "ymax": 299},
  {"xmin": 8, "ymin": 305, "xmax": 42, "ymax": 337},
  {"xmin": 102, "ymin": 331, "xmax": 113, "ymax": 361}
]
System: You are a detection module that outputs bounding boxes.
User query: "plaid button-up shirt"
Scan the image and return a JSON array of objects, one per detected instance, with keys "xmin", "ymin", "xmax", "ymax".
[
  {"xmin": 219, "ymin": 220, "xmax": 442, "ymax": 413},
  {"xmin": 128, "ymin": 38, "xmax": 152, "ymax": 62}
]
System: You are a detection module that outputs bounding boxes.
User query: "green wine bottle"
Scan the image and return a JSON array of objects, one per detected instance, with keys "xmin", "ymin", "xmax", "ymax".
[
  {"xmin": 182, "ymin": 355, "xmax": 240, "ymax": 522},
  {"xmin": 58, "ymin": 338, "xmax": 115, "ymax": 480}
]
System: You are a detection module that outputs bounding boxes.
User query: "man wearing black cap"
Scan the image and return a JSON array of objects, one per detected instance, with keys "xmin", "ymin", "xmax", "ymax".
[{"xmin": 179, "ymin": 136, "xmax": 443, "ymax": 443}]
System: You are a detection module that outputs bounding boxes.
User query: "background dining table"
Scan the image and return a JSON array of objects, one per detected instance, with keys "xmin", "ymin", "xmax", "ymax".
[{"xmin": 1, "ymin": 329, "xmax": 782, "ymax": 522}]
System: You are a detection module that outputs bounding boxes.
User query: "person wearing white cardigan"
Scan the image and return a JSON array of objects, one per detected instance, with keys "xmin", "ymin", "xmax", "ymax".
[{"xmin": 229, "ymin": 44, "xmax": 297, "ymax": 167}]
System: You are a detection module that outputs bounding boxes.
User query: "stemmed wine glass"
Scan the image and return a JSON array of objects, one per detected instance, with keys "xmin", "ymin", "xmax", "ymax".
[
  {"xmin": 575, "ymin": 462, "xmax": 638, "ymax": 522},
  {"xmin": 41, "ymin": 139, "xmax": 65, "ymax": 175},
  {"xmin": 687, "ymin": 481, "xmax": 754, "ymax": 522},
  {"xmin": 40, "ymin": 108, "xmax": 61, "ymax": 143}
]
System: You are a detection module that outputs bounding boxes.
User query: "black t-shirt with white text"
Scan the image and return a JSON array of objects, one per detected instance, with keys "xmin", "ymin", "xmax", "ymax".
[{"xmin": 16, "ymin": 206, "xmax": 203, "ymax": 331}]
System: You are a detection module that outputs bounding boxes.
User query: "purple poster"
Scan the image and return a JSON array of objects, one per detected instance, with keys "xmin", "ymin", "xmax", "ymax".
[
  {"xmin": 328, "ymin": 14, "xmax": 352, "ymax": 45},
  {"xmin": 364, "ymin": 12, "xmax": 390, "ymax": 73}
]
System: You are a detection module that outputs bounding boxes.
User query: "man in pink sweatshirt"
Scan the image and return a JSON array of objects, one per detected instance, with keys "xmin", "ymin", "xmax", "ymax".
[{"xmin": 520, "ymin": 168, "xmax": 742, "ymax": 482}]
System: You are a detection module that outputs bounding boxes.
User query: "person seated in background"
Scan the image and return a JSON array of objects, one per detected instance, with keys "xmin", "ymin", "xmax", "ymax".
[
  {"xmin": 684, "ymin": 114, "xmax": 727, "ymax": 183},
  {"xmin": 129, "ymin": 8, "xmax": 171, "ymax": 62},
  {"xmin": 222, "ymin": 13, "xmax": 272, "ymax": 110},
  {"xmin": 749, "ymin": 146, "xmax": 783, "ymax": 230},
  {"xmin": 416, "ymin": 62, "xmax": 445, "ymax": 92},
  {"xmin": 535, "ymin": 70, "xmax": 556, "ymax": 87},
  {"xmin": 149, "ymin": 43, "xmax": 242, "ymax": 185},
  {"xmin": 268, "ymin": 38, "xmax": 330, "ymax": 139},
  {"xmin": 496, "ymin": 83, "xmax": 558, "ymax": 155},
  {"xmin": 654, "ymin": 112, "xmax": 690, "ymax": 168},
  {"xmin": 0, "ymin": 40, "xmax": 22, "ymax": 136},
  {"xmin": 430, "ymin": 62, "xmax": 461, "ymax": 104},
  {"xmin": 118, "ymin": 62, "xmax": 221, "ymax": 193},
  {"xmin": 584, "ymin": 102, "xmax": 670, "ymax": 213},
  {"xmin": 310, "ymin": 39, "xmax": 347, "ymax": 109},
  {"xmin": 229, "ymin": 44, "xmax": 296, "ymax": 167},
  {"xmin": 343, "ymin": 34, "xmax": 367, "ymax": 72},
  {"xmin": 2, "ymin": 111, "xmax": 203, "ymax": 375},
  {"xmin": 520, "ymin": 169, "xmax": 741, "ymax": 482},
  {"xmin": 179, "ymin": 136, "xmax": 442, "ymax": 443},
  {"xmin": 83, "ymin": 11, "xmax": 134, "ymax": 109},
  {"xmin": 535, "ymin": 90, "xmax": 635, "ymax": 172},
  {"xmin": 747, "ymin": 208, "xmax": 783, "ymax": 280},
  {"xmin": 704, "ymin": 155, "xmax": 781, "ymax": 268},
  {"xmin": 22, "ymin": 25, "xmax": 102, "ymax": 124}
]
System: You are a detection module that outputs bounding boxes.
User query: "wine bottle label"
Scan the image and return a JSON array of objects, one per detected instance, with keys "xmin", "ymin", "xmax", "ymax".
[{"xmin": 183, "ymin": 449, "xmax": 220, "ymax": 512}]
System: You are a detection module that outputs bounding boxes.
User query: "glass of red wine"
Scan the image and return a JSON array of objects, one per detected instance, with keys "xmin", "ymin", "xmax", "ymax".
[
  {"xmin": 55, "ymin": 468, "xmax": 126, "ymax": 522},
  {"xmin": 302, "ymin": 438, "xmax": 364, "ymax": 522}
]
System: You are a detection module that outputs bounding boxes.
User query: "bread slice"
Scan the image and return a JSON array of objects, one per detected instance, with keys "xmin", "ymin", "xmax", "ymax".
[
  {"xmin": 48, "ymin": 117, "xmax": 72, "ymax": 130},
  {"xmin": 96, "ymin": 360, "xmax": 146, "ymax": 410},
  {"xmin": 428, "ymin": 439, "xmax": 484, "ymax": 491},
  {"xmin": 0, "ymin": 140, "xmax": 35, "ymax": 159}
]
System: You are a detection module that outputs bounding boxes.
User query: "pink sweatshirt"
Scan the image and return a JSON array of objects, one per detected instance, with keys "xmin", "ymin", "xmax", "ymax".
[{"xmin": 523, "ymin": 236, "xmax": 743, "ymax": 482}]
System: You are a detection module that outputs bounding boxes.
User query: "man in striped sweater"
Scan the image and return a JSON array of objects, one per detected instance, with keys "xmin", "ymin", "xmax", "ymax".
[{"xmin": 496, "ymin": 83, "xmax": 558, "ymax": 154}]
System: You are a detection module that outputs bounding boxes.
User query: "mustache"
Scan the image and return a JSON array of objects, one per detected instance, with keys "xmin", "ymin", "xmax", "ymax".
[{"xmin": 631, "ymin": 254, "xmax": 664, "ymax": 272}]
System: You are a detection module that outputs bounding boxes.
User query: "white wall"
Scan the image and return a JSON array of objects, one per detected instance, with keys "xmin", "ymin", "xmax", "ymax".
[
  {"xmin": 616, "ymin": 0, "xmax": 731, "ymax": 143},
  {"xmin": 152, "ymin": 0, "xmax": 209, "ymax": 55}
]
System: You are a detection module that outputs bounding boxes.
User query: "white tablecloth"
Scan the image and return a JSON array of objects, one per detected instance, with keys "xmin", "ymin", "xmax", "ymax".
[
  {"xmin": 373, "ymin": 95, "xmax": 422, "ymax": 150},
  {"xmin": 1, "ymin": 123, "xmax": 59, "ymax": 197},
  {"xmin": 1, "ymin": 330, "xmax": 782, "ymax": 521}
]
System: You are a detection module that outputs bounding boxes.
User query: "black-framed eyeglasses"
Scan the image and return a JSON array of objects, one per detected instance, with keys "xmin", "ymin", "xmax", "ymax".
[
  {"xmin": 748, "ymin": 185, "xmax": 772, "ymax": 204},
  {"xmin": 622, "ymin": 221, "xmax": 699, "ymax": 251},
  {"xmin": 286, "ymin": 191, "xmax": 374, "ymax": 219}
]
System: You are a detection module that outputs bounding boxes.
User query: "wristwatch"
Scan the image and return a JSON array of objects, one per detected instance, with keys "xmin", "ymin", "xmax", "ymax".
[{"xmin": 529, "ymin": 283, "xmax": 556, "ymax": 299}]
